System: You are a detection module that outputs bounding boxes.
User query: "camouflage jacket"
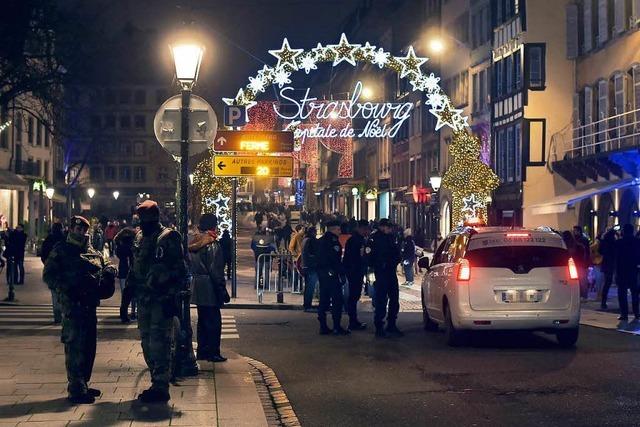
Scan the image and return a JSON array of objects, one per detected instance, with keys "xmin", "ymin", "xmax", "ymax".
[
  {"xmin": 127, "ymin": 226, "xmax": 187, "ymax": 304},
  {"xmin": 43, "ymin": 238, "xmax": 116, "ymax": 312}
]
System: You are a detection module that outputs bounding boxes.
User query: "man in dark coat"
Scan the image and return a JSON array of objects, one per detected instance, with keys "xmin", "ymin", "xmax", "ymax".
[
  {"xmin": 316, "ymin": 220, "xmax": 349, "ymax": 335},
  {"xmin": 342, "ymin": 220, "xmax": 370, "ymax": 330},
  {"xmin": 614, "ymin": 224, "xmax": 640, "ymax": 321},
  {"xmin": 5, "ymin": 224, "xmax": 26, "ymax": 284},
  {"xmin": 41, "ymin": 222, "xmax": 66, "ymax": 323},
  {"xmin": 598, "ymin": 229, "xmax": 616, "ymax": 310},
  {"xmin": 219, "ymin": 229, "xmax": 233, "ymax": 280}
]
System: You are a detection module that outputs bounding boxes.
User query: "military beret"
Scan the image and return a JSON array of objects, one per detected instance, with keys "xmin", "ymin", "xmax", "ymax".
[
  {"xmin": 71, "ymin": 215, "xmax": 90, "ymax": 228},
  {"xmin": 137, "ymin": 200, "xmax": 160, "ymax": 221},
  {"xmin": 326, "ymin": 219, "xmax": 341, "ymax": 228},
  {"xmin": 378, "ymin": 218, "xmax": 393, "ymax": 228}
]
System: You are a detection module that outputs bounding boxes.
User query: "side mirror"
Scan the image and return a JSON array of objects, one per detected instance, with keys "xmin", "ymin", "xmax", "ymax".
[{"xmin": 417, "ymin": 256, "xmax": 430, "ymax": 270}]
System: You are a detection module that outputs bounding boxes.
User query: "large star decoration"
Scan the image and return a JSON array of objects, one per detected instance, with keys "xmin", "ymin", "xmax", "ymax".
[
  {"xmin": 327, "ymin": 33, "xmax": 361, "ymax": 66},
  {"xmin": 357, "ymin": 41, "xmax": 376, "ymax": 59},
  {"xmin": 213, "ymin": 193, "xmax": 230, "ymax": 213},
  {"xmin": 222, "ymin": 88, "xmax": 257, "ymax": 111},
  {"xmin": 462, "ymin": 194, "xmax": 485, "ymax": 217},
  {"xmin": 269, "ymin": 38, "xmax": 303, "ymax": 70},
  {"xmin": 396, "ymin": 46, "xmax": 428, "ymax": 79},
  {"xmin": 430, "ymin": 103, "xmax": 466, "ymax": 131}
]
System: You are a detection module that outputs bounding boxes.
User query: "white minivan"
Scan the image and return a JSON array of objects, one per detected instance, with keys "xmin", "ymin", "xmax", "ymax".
[{"xmin": 420, "ymin": 227, "xmax": 580, "ymax": 347}]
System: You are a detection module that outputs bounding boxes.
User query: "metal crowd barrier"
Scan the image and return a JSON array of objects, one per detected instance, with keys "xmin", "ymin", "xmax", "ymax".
[{"xmin": 255, "ymin": 252, "xmax": 302, "ymax": 303}]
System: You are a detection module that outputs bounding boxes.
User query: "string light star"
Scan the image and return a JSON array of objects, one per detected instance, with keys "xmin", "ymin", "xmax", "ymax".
[
  {"xmin": 357, "ymin": 41, "xmax": 376, "ymax": 59},
  {"xmin": 423, "ymin": 73, "xmax": 441, "ymax": 93},
  {"xmin": 430, "ymin": 102, "xmax": 465, "ymax": 131},
  {"xmin": 311, "ymin": 43, "xmax": 327, "ymax": 60},
  {"xmin": 269, "ymin": 38, "xmax": 303, "ymax": 70},
  {"xmin": 298, "ymin": 53, "xmax": 318, "ymax": 74},
  {"xmin": 409, "ymin": 77, "xmax": 427, "ymax": 92},
  {"xmin": 248, "ymin": 75, "xmax": 267, "ymax": 93},
  {"xmin": 273, "ymin": 68, "xmax": 292, "ymax": 88},
  {"xmin": 257, "ymin": 65, "xmax": 275, "ymax": 81},
  {"xmin": 371, "ymin": 48, "xmax": 389, "ymax": 68},
  {"xmin": 213, "ymin": 193, "xmax": 230, "ymax": 212},
  {"xmin": 462, "ymin": 194, "xmax": 484, "ymax": 217},
  {"xmin": 327, "ymin": 33, "xmax": 361, "ymax": 66},
  {"xmin": 396, "ymin": 46, "xmax": 428, "ymax": 78},
  {"xmin": 426, "ymin": 93, "xmax": 446, "ymax": 108},
  {"xmin": 222, "ymin": 88, "xmax": 249, "ymax": 106}
]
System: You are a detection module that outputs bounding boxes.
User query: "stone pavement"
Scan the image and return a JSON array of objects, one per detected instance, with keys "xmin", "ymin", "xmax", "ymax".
[{"xmin": 0, "ymin": 336, "xmax": 269, "ymax": 426}]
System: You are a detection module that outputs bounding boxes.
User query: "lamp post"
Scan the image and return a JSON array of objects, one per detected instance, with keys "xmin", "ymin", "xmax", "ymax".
[
  {"xmin": 45, "ymin": 188, "xmax": 55, "ymax": 225},
  {"xmin": 429, "ymin": 172, "xmax": 442, "ymax": 252},
  {"xmin": 170, "ymin": 39, "xmax": 203, "ymax": 377}
]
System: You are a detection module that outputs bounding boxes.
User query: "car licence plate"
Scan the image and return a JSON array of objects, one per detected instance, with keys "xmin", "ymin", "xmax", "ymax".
[{"xmin": 501, "ymin": 290, "xmax": 542, "ymax": 303}]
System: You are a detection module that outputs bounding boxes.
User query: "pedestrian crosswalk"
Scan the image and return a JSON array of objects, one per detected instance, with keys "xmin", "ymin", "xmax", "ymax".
[{"xmin": 0, "ymin": 305, "xmax": 239, "ymax": 339}]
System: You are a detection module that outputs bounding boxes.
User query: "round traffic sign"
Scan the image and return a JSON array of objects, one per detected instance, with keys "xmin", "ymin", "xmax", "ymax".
[{"xmin": 153, "ymin": 94, "xmax": 218, "ymax": 157}]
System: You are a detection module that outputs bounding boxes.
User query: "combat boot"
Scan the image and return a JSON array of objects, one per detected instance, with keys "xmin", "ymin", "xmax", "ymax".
[{"xmin": 138, "ymin": 388, "xmax": 170, "ymax": 403}]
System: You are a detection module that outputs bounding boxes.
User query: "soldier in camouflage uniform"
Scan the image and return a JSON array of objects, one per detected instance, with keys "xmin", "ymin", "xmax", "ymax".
[
  {"xmin": 43, "ymin": 216, "xmax": 117, "ymax": 404},
  {"xmin": 127, "ymin": 200, "xmax": 187, "ymax": 403}
]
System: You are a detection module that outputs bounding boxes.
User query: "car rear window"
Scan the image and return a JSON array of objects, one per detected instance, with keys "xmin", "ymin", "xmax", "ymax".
[{"xmin": 465, "ymin": 246, "xmax": 569, "ymax": 273}]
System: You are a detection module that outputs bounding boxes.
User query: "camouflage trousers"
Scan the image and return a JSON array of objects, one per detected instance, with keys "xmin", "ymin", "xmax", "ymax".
[
  {"xmin": 138, "ymin": 301, "xmax": 173, "ymax": 392},
  {"xmin": 61, "ymin": 309, "xmax": 97, "ymax": 396}
]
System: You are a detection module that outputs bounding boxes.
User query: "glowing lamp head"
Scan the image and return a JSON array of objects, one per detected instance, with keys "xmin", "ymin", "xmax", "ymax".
[
  {"xmin": 170, "ymin": 43, "xmax": 204, "ymax": 87},
  {"xmin": 429, "ymin": 174, "xmax": 442, "ymax": 191},
  {"xmin": 45, "ymin": 188, "xmax": 55, "ymax": 200},
  {"xmin": 87, "ymin": 188, "xmax": 95, "ymax": 199},
  {"xmin": 112, "ymin": 191, "xmax": 120, "ymax": 200},
  {"xmin": 361, "ymin": 86, "xmax": 374, "ymax": 99},
  {"xmin": 429, "ymin": 38, "xmax": 445, "ymax": 54}
]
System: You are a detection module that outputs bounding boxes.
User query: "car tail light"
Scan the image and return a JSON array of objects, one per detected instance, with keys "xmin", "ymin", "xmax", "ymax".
[
  {"xmin": 568, "ymin": 258, "xmax": 578, "ymax": 280},
  {"xmin": 457, "ymin": 258, "xmax": 471, "ymax": 281},
  {"xmin": 506, "ymin": 232, "xmax": 530, "ymax": 237}
]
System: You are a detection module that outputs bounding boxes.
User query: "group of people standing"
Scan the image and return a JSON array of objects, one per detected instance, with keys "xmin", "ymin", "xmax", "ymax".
[{"xmin": 40, "ymin": 201, "xmax": 230, "ymax": 405}]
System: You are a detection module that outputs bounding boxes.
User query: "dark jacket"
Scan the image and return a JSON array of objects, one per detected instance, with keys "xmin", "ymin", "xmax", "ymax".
[
  {"xmin": 114, "ymin": 227, "xmax": 136, "ymax": 279},
  {"xmin": 402, "ymin": 236, "xmax": 416, "ymax": 262},
  {"xmin": 342, "ymin": 232, "xmax": 366, "ymax": 275},
  {"xmin": 598, "ymin": 231, "xmax": 616, "ymax": 274},
  {"xmin": 219, "ymin": 231, "xmax": 232, "ymax": 262},
  {"xmin": 41, "ymin": 231, "xmax": 66, "ymax": 263},
  {"xmin": 5, "ymin": 229, "xmax": 26, "ymax": 260},
  {"xmin": 188, "ymin": 232, "xmax": 227, "ymax": 307},
  {"xmin": 366, "ymin": 231, "xmax": 401, "ymax": 272},
  {"xmin": 316, "ymin": 232, "xmax": 344, "ymax": 278},
  {"xmin": 614, "ymin": 235, "xmax": 640, "ymax": 282},
  {"xmin": 301, "ymin": 235, "xmax": 319, "ymax": 271}
]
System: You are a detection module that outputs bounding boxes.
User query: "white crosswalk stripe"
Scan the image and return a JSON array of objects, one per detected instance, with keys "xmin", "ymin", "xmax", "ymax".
[{"xmin": 0, "ymin": 305, "xmax": 239, "ymax": 338}]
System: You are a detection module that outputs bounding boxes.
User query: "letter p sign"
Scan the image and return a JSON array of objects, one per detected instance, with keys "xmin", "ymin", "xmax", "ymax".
[{"xmin": 224, "ymin": 105, "xmax": 247, "ymax": 128}]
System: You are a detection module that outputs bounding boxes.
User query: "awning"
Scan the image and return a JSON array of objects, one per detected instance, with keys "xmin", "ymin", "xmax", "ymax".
[
  {"xmin": 0, "ymin": 169, "xmax": 28, "ymax": 190},
  {"xmin": 530, "ymin": 178, "xmax": 638, "ymax": 215}
]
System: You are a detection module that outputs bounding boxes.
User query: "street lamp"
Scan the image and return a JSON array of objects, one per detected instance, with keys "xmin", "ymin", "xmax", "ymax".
[
  {"xmin": 170, "ymin": 37, "xmax": 204, "ymax": 377},
  {"xmin": 112, "ymin": 190, "xmax": 119, "ymax": 200},
  {"xmin": 87, "ymin": 188, "xmax": 95, "ymax": 199},
  {"xmin": 429, "ymin": 172, "xmax": 442, "ymax": 252},
  {"xmin": 361, "ymin": 86, "xmax": 374, "ymax": 100},
  {"xmin": 45, "ymin": 188, "xmax": 55, "ymax": 225},
  {"xmin": 428, "ymin": 38, "xmax": 445, "ymax": 54}
]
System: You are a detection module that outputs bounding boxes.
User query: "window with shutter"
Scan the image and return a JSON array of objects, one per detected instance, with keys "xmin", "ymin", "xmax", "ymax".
[
  {"xmin": 496, "ymin": 60, "xmax": 504, "ymax": 97},
  {"xmin": 526, "ymin": 45, "xmax": 545, "ymax": 89},
  {"xmin": 515, "ymin": 123, "xmax": 522, "ymax": 182},
  {"xmin": 566, "ymin": 3, "xmax": 579, "ymax": 59},
  {"xmin": 614, "ymin": 73, "xmax": 625, "ymax": 137},
  {"xmin": 598, "ymin": 0, "xmax": 609, "ymax": 44},
  {"xmin": 614, "ymin": 0, "xmax": 626, "ymax": 33},
  {"xmin": 584, "ymin": 0, "xmax": 593, "ymax": 53},
  {"xmin": 584, "ymin": 87, "xmax": 594, "ymax": 152},
  {"xmin": 507, "ymin": 126, "xmax": 514, "ymax": 182},
  {"xmin": 506, "ymin": 55, "xmax": 513, "ymax": 94},
  {"xmin": 598, "ymin": 80, "xmax": 608, "ymax": 144}
]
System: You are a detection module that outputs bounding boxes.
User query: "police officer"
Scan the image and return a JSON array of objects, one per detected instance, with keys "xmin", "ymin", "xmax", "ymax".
[
  {"xmin": 316, "ymin": 220, "xmax": 349, "ymax": 335},
  {"xmin": 43, "ymin": 216, "xmax": 116, "ymax": 404},
  {"xmin": 127, "ymin": 200, "xmax": 187, "ymax": 403},
  {"xmin": 366, "ymin": 218, "xmax": 402, "ymax": 338},
  {"xmin": 343, "ymin": 219, "xmax": 370, "ymax": 330}
]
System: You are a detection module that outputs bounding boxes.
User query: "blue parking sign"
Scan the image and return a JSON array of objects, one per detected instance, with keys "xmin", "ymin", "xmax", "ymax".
[{"xmin": 224, "ymin": 105, "xmax": 247, "ymax": 127}]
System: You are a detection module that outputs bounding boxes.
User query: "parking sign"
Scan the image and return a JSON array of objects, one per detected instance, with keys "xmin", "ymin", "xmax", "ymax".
[{"xmin": 224, "ymin": 105, "xmax": 247, "ymax": 127}]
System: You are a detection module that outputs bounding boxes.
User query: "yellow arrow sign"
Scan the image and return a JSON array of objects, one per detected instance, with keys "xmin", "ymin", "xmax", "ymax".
[{"xmin": 213, "ymin": 155, "xmax": 294, "ymax": 177}]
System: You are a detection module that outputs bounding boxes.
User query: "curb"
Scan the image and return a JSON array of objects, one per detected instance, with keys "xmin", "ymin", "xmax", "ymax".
[
  {"xmin": 245, "ymin": 356, "xmax": 301, "ymax": 427},
  {"xmin": 224, "ymin": 303, "xmax": 303, "ymax": 311}
]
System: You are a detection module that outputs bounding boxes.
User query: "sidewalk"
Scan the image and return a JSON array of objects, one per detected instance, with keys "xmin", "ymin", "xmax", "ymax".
[{"xmin": 0, "ymin": 335, "xmax": 269, "ymax": 426}]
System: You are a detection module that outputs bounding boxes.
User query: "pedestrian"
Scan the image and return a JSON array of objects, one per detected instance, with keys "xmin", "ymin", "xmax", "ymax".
[
  {"xmin": 42, "ymin": 216, "xmax": 116, "ymax": 404},
  {"xmin": 572, "ymin": 225, "xmax": 591, "ymax": 299},
  {"xmin": 91, "ymin": 223, "xmax": 105, "ymax": 255},
  {"xmin": 219, "ymin": 229, "xmax": 233, "ymax": 280},
  {"xmin": 301, "ymin": 226, "xmax": 319, "ymax": 311},
  {"xmin": 254, "ymin": 211, "xmax": 264, "ymax": 231},
  {"xmin": 5, "ymin": 224, "xmax": 26, "ymax": 284},
  {"xmin": 365, "ymin": 218, "xmax": 403, "ymax": 338},
  {"xmin": 40, "ymin": 222, "xmax": 66, "ymax": 323},
  {"xmin": 343, "ymin": 219, "xmax": 370, "ymax": 330},
  {"xmin": 104, "ymin": 221, "xmax": 118, "ymax": 257},
  {"xmin": 614, "ymin": 224, "xmax": 640, "ymax": 321},
  {"xmin": 114, "ymin": 226, "xmax": 136, "ymax": 323},
  {"xmin": 126, "ymin": 200, "xmax": 187, "ymax": 403},
  {"xmin": 401, "ymin": 230, "xmax": 416, "ymax": 286},
  {"xmin": 316, "ymin": 220, "xmax": 349, "ymax": 335},
  {"xmin": 189, "ymin": 213, "xmax": 229, "ymax": 363},
  {"xmin": 599, "ymin": 228, "xmax": 616, "ymax": 310}
]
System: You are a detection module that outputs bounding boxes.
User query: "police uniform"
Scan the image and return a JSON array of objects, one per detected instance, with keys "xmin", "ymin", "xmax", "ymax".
[
  {"xmin": 316, "ymin": 222, "xmax": 348, "ymax": 335},
  {"xmin": 342, "ymin": 221, "xmax": 368, "ymax": 329},
  {"xmin": 43, "ymin": 216, "xmax": 116, "ymax": 404},
  {"xmin": 365, "ymin": 220, "xmax": 402, "ymax": 336},
  {"xmin": 127, "ymin": 200, "xmax": 187, "ymax": 403}
]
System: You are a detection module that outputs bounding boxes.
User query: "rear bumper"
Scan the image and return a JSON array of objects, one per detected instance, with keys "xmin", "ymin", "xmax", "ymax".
[{"xmin": 454, "ymin": 308, "xmax": 580, "ymax": 331}]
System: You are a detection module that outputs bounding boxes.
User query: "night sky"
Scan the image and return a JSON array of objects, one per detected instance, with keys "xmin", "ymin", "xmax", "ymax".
[{"xmin": 89, "ymin": 0, "xmax": 362, "ymax": 109}]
